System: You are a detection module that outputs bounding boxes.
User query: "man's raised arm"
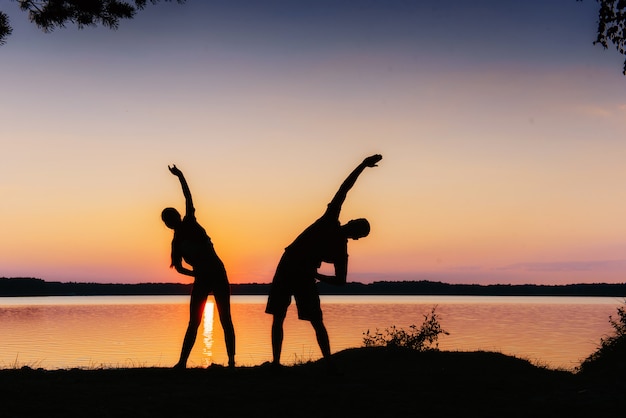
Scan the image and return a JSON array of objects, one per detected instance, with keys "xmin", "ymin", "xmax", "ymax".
[
  {"xmin": 326, "ymin": 154, "xmax": 382, "ymax": 219},
  {"xmin": 168, "ymin": 164, "xmax": 194, "ymax": 216}
]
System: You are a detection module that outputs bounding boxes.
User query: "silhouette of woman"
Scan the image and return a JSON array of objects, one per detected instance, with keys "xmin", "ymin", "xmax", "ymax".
[{"xmin": 162, "ymin": 165, "xmax": 235, "ymax": 369}]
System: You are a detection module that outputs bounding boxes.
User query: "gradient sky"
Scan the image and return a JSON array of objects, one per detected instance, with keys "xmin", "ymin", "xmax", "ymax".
[{"xmin": 2, "ymin": 0, "xmax": 626, "ymax": 285}]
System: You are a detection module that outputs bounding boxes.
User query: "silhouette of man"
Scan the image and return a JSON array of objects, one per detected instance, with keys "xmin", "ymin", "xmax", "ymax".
[
  {"xmin": 162, "ymin": 165, "xmax": 235, "ymax": 369},
  {"xmin": 265, "ymin": 154, "xmax": 382, "ymax": 371}
]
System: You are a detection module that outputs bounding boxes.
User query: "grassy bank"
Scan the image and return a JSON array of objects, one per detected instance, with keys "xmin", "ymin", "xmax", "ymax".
[{"xmin": 1, "ymin": 347, "xmax": 623, "ymax": 417}]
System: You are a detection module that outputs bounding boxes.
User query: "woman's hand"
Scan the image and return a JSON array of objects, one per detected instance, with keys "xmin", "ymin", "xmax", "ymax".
[{"xmin": 168, "ymin": 164, "xmax": 183, "ymax": 177}]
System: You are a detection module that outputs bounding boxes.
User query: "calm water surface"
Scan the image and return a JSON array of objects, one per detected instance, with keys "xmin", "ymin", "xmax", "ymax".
[{"xmin": 0, "ymin": 295, "xmax": 622, "ymax": 370}]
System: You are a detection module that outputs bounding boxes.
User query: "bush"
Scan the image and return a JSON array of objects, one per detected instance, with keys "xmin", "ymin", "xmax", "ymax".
[
  {"xmin": 362, "ymin": 306, "xmax": 449, "ymax": 351},
  {"xmin": 578, "ymin": 301, "xmax": 626, "ymax": 376}
]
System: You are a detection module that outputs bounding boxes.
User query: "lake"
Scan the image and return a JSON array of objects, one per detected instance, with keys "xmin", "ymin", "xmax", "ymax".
[{"xmin": 0, "ymin": 295, "xmax": 622, "ymax": 370}]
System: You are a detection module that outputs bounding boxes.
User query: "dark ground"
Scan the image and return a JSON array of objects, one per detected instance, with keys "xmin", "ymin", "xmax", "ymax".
[{"xmin": 1, "ymin": 347, "xmax": 623, "ymax": 417}]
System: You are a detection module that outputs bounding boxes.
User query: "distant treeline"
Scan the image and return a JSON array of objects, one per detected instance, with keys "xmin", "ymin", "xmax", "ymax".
[{"xmin": 2, "ymin": 277, "xmax": 626, "ymax": 297}]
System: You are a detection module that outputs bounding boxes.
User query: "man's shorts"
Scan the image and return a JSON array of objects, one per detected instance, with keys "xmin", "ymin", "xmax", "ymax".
[{"xmin": 265, "ymin": 255, "xmax": 322, "ymax": 322}]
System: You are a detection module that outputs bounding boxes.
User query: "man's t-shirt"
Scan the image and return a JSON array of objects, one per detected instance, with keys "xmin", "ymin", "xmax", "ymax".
[{"xmin": 282, "ymin": 211, "xmax": 348, "ymax": 279}]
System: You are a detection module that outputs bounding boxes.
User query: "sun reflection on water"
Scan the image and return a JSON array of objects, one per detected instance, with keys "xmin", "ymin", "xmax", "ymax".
[{"xmin": 201, "ymin": 302, "xmax": 214, "ymax": 367}]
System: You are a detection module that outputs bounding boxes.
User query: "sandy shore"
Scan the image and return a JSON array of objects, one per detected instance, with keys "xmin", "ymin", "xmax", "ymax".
[{"xmin": 1, "ymin": 347, "xmax": 623, "ymax": 417}]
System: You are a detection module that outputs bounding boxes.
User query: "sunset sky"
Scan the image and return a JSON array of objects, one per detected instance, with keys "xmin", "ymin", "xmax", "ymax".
[{"xmin": 2, "ymin": 0, "xmax": 626, "ymax": 285}]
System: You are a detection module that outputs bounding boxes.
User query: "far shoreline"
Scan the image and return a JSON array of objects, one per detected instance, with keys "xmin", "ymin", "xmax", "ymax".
[{"xmin": 2, "ymin": 277, "xmax": 626, "ymax": 297}]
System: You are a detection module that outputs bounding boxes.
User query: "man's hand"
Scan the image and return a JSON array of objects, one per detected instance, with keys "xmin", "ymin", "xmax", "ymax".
[
  {"xmin": 363, "ymin": 154, "xmax": 382, "ymax": 167},
  {"xmin": 168, "ymin": 164, "xmax": 183, "ymax": 177}
]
